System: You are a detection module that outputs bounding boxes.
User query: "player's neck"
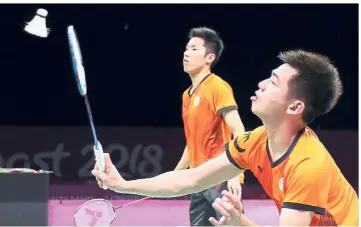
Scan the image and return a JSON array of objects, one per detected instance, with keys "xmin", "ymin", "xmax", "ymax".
[
  {"xmin": 264, "ymin": 121, "xmax": 305, "ymax": 157},
  {"xmin": 189, "ymin": 68, "xmax": 211, "ymax": 88}
]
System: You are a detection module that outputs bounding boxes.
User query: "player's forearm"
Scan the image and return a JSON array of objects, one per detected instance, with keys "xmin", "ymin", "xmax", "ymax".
[
  {"xmin": 117, "ymin": 169, "xmax": 199, "ymax": 197},
  {"xmin": 116, "ymin": 153, "xmax": 240, "ymax": 198},
  {"xmin": 174, "ymin": 146, "xmax": 190, "ymax": 170}
]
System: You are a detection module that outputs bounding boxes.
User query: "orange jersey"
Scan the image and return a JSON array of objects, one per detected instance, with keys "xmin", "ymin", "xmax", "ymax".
[
  {"xmin": 226, "ymin": 126, "xmax": 358, "ymax": 226},
  {"xmin": 182, "ymin": 73, "xmax": 244, "ymax": 183}
]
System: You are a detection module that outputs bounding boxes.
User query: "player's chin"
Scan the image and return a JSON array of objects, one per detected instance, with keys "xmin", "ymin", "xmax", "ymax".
[
  {"xmin": 183, "ymin": 66, "xmax": 192, "ymax": 73},
  {"xmin": 251, "ymin": 103, "xmax": 262, "ymax": 115},
  {"xmin": 183, "ymin": 65, "xmax": 200, "ymax": 74},
  {"xmin": 251, "ymin": 101, "xmax": 257, "ymax": 110}
]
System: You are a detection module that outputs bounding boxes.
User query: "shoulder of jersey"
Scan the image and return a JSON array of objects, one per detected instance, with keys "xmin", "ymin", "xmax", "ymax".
[
  {"xmin": 210, "ymin": 74, "xmax": 231, "ymax": 86},
  {"xmin": 284, "ymin": 127, "xmax": 332, "ymax": 177},
  {"xmin": 292, "ymin": 127, "xmax": 329, "ymax": 162},
  {"xmin": 182, "ymin": 86, "xmax": 191, "ymax": 98},
  {"xmin": 207, "ymin": 74, "xmax": 235, "ymax": 95}
]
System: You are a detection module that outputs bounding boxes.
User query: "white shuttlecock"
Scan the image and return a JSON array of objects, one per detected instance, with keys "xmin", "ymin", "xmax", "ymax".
[{"xmin": 24, "ymin": 8, "xmax": 50, "ymax": 38}]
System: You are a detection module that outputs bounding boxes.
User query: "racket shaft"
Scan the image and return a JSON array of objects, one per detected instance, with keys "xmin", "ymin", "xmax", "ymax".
[
  {"xmin": 84, "ymin": 95, "xmax": 98, "ymax": 147},
  {"xmin": 83, "ymin": 96, "xmax": 108, "ymax": 190}
]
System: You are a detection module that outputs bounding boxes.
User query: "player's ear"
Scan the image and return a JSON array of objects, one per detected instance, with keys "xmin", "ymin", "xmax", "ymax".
[
  {"xmin": 286, "ymin": 100, "xmax": 305, "ymax": 116},
  {"xmin": 205, "ymin": 53, "xmax": 216, "ymax": 65}
]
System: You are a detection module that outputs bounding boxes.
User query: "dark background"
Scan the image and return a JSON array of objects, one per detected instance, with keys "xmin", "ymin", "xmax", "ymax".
[{"xmin": 0, "ymin": 4, "xmax": 358, "ymax": 192}]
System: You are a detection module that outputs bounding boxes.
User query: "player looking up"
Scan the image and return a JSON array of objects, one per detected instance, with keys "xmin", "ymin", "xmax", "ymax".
[{"xmin": 93, "ymin": 50, "xmax": 358, "ymax": 226}]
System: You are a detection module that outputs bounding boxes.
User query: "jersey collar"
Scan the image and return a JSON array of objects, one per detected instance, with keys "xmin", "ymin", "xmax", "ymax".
[
  {"xmin": 188, "ymin": 73, "xmax": 213, "ymax": 97},
  {"xmin": 266, "ymin": 127, "xmax": 306, "ymax": 168}
]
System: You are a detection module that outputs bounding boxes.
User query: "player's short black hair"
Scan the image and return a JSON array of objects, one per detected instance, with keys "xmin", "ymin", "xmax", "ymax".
[
  {"xmin": 188, "ymin": 27, "xmax": 224, "ymax": 68},
  {"xmin": 278, "ymin": 50, "xmax": 343, "ymax": 124}
]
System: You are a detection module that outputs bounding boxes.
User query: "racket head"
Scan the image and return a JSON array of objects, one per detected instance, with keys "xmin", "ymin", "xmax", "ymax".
[
  {"xmin": 73, "ymin": 198, "xmax": 116, "ymax": 227},
  {"xmin": 67, "ymin": 25, "xmax": 87, "ymax": 96}
]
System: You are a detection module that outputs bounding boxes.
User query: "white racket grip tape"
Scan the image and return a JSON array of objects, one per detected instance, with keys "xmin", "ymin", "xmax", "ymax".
[{"xmin": 93, "ymin": 142, "xmax": 109, "ymax": 190}]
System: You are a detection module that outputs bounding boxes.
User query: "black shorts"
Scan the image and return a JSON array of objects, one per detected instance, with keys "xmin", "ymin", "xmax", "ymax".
[{"xmin": 189, "ymin": 181, "xmax": 244, "ymax": 226}]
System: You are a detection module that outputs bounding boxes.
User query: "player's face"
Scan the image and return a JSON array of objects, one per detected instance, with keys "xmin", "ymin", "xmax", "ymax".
[
  {"xmin": 251, "ymin": 64, "xmax": 300, "ymax": 121},
  {"xmin": 183, "ymin": 37, "xmax": 214, "ymax": 74}
]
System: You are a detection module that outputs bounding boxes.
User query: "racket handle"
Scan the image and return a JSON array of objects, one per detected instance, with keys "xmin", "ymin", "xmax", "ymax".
[{"xmin": 94, "ymin": 141, "xmax": 109, "ymax": 190}]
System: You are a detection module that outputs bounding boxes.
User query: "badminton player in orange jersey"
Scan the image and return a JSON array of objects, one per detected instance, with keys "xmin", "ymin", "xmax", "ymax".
[
  {"xmin": 176, "ymin": 27, "xmax": 246, "ymax": 226},
  {"xmin": 174, "ymin": 27, "xmax": 246, "ymax": 226},
  {"xmin": 92, "ymin": 50, "xmax": 358, "ymax": 226}
]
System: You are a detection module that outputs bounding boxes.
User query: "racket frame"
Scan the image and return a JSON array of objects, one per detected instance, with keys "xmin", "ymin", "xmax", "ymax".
[
  {"xmin": 73, "ymin": 197, "xmax": 151, "ymax": 226},
  {"xmin": 67, "ymin": 25, "xmax": 107, "ymax": 188}
]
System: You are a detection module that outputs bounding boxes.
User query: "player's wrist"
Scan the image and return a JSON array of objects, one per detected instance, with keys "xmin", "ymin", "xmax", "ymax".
[{"xmin": 111, "ymin": 175, "xmax": 127, "ymax": 191}]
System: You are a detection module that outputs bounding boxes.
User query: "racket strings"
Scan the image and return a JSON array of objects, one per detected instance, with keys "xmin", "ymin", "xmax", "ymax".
[
  {"xmin": 74, "ymin": 199, "xmax": 116, "ymax": 227},
  {"xmin": 73, "ymin": 197, "xmax": 151, "ymax": 226}
]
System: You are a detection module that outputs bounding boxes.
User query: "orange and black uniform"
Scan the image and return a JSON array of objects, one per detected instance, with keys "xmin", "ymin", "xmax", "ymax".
[
  {"xmin": 182, "ymin": 73, "xmax": 245, "ymax": 226},
  {"xmin": 226, "ymin": 126, "xmax": 358, "ymax": 226}
]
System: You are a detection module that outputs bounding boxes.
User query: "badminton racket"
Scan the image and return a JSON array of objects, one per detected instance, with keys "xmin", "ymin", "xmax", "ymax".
[
  {"xmin": 67, "ymin": 25, "xmax": 108, "ymax": 190},
  {"xmin": 73, "ymin": 197, "xmax": 151, "ymax": 226}
]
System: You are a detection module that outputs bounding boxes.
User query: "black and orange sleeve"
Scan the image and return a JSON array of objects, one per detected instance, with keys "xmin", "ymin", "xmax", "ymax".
[
  {"xmin": 212, "ymin": 82, "xmax": 238, "ymax": 116},
  {"xmin": 283, "ymin": 159, "xmax": 330, "ymax": 215},
  {"xmin": 225, "ymin": 126, "xmax": 265, "ymax": 170}
]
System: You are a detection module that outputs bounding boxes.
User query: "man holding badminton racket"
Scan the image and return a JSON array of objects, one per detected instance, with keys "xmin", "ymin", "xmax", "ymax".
[
  {"xmin": 173, "ymin": 27, "xmax": 246, "ymax": 226},
  {"xmin": 92, "ymin": 50, "xmax": 358, "ymax": 226}
]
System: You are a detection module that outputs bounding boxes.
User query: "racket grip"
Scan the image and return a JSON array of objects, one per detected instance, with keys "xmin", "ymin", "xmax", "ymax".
[{"xmin": 94, "ymin": 142, "xmax": 109, "ymax": 190}]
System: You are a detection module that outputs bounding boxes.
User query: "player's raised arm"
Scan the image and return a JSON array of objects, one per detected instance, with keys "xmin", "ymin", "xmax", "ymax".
[
  {"xmin": 92, "ymin": 129, "xmax": 261, "ymax": 197},
  {"xmin": 93, "ymin": 152, "xmax": 242, "ymax": 197}
]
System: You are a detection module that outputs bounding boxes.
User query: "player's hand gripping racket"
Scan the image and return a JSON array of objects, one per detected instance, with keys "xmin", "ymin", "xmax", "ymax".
[
  {"xmin": 67, "ymin": 25, "xmax": 108, "ymax": 190},
  {"xmin": 74, "ymin": 197, "xmax": 150, "ymax": 226}
]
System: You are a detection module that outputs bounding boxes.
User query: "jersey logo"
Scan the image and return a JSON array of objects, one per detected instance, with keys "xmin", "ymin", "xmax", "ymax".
[
  {"xmin": 257, "ymin": 165, "xmax": 263, "ymax": 173},
  {"xmin": 278, "ymin": 177, "xmax": 284, "ymax": 192},
  {"xmin": 234, "ymin": 139, "xmax": 245, "ymax": 153},
  {"xmin": 194, "ymin": 96, "xmax": 200, "ymax": 107},
  {"xmin": 242, "ymin": 131, "xmax": 251, "ymax": 142},
  {"xmin": 234, "ymin": 132, "xmax": 251, "ymax": 153}
]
